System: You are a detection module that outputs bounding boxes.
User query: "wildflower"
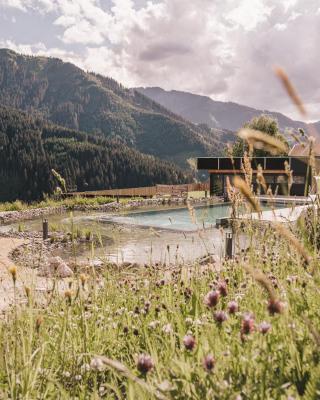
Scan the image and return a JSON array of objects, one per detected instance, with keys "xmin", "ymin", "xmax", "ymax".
[
  {"xmin": 80, "ymin": 363, "xmax": 91, "ymax": 373},
  {"xmin": 227, "ymin": 301, "xmax": 238, "ymax": 314},
  {"xmin": 203, "ymin": 354, "xmax": 215, "ymax": 372},
  {"xmin": 218, "ymin": 281, "xmax": 228, "ymax": 297},
  {"xmin": 241, "ymin": 314, "xmax": 255, "ymax": 335},
  {"xmin": 204, "ymin": 290, "xmax": 220, "ymax": 308},
  {"xmin": 8, "ymin": 265, "xmax": 17, "ymax": 284},
  {"xmin": 137, "ymin": 354, "xmax": 154, "ymax": 374},
  {"xmin": 183, "ymin": 334, "xmax": 196, "ymax": 350},
  {"xmin": 162, "ymin": 323, "xmax": 173, "ymax": 334},
  {"xmin": 90, "ymin": 357, "xmax": 105, "ymax": 371},
  {"xmin": 184, "ymin": 287, "xmax": 192, "ymax": 299},
  {"xmin": 185, "ymin": 317, "xmax": 193, "ymax": 325},
  {"xmin": 134, "ymin": 306, "xmax": 140, "ymax": 314},
  {"xmin": 214, "ymin": 311, "xmax": 228, "ymax": 324},
  {"xmin": 148, "ymin": 320, "xmax": 159, "ymax": 330},
  {"xmin": 267, "ymin": 299, "xmax": 283, "ymax": 315},
  {"xmin": 259, "ymin": 321, "xmax": 271, "ymax": 334},
  {"xmin": 62, "ymin": 371, "xmax": 71, "ymax": 378},
  {"xmin": 74, "ymin": 374, "xmax": 82, "ymax": 381},
  {"xmin": 133, "ymin": 328, "xmax": 139, "ymax": 336}
]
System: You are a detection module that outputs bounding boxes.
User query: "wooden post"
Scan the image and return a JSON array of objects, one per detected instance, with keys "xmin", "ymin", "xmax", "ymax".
[
  {"xmin": 43, "ymin": 219, "xmax": 49, "ymax": 241},
  {"xmin": 225, "ymin": 231, "xmax": 233, "ymax": 259}
]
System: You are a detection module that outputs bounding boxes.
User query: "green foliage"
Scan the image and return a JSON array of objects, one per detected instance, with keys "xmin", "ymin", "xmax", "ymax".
[
  {"xmin": 0, "ymin": 106, "xmax": 190, "ymax": 201},
  {"xmin": 231, "ymin": 114, "xmax": 288, "ymax": 157},
  {"xmin": 0, "ymin": 49, "xmax": 223, "ymax": 166},
  {"xmin": 0, "ymin": 196, "xmax": 138, "ymax": 212},
  {"xmin": 51, "ymin": 169, "xmax": 67, "ymax": 193}
]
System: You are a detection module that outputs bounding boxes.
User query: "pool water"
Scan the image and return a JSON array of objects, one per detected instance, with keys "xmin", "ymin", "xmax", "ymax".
[
  {"xmin": 1, "ymin": 202, "xmax": 287, "ymax": 265},
  {"xmin": 97, "ymin": 202, "xmax": 284, "ymax": 232}
]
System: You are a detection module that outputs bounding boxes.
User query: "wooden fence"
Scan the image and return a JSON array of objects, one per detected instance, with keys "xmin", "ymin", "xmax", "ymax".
[{"xmin": 68, "ymin": 182, "xmax": 209, "ymax": 198}]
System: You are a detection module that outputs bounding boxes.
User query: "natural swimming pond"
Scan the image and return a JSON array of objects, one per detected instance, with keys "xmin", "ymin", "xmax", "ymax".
[
  {"xmin": 1, "ymin": 201, "xmax": 290, "ymax": 265},
  {"xmin": 96, "ymin": 201, "xmax": 288, "ymax": 231}
]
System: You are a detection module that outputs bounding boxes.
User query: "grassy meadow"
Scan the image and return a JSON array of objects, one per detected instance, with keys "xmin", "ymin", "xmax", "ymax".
[{"xmin": 0, "ymin": 210, "xmax": 319, "ymax": 399}]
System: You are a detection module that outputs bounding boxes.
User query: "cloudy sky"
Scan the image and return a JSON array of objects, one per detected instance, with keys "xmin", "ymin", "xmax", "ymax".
[{"xmin": 0, "ymin": 0, "xmax": 319, "ymax": 121}]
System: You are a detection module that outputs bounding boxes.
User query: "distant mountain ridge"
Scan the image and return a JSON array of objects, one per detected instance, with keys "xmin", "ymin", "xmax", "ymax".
[
  {"xmin": 0, "ymin": 48, "xmax": 230, "ymax": 166},
  {"xmin": 135, "ymin": 87, "xmax": 318, "ymax": 134}
]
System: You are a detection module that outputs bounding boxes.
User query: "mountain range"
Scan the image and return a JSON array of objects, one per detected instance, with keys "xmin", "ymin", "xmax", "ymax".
[
  {"xmin": 1, "ymin": 48, "xmax": 318, "ymax": 201},
  {"xmin": 135, "ymin": 87, "xmax": 319, "ymax": 135},
  {"xmin": 0, "ymin": 48, "xmax": 229, "ymax": 168}
]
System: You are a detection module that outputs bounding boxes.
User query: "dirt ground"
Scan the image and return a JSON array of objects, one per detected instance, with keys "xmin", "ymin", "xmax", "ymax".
[{"xmin": 0, "ymin": 237, "xmax": 68, "ymax": 313}]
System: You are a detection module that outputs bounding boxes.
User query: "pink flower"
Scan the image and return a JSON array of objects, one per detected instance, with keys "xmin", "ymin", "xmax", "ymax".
[
  {"xmin": 203, "ymin": 354, "xmax": 215, "ymax": 371},
  {"xmin": 227, "ymin": 301, "xmax": 238, "ymax": 314},
  {"xmin": 267, "ymin": 299, "xmax": 283, "ymax": 315},
  {"xmin": 259, "ymin": 321, "xmax": 271, "ymax": 334},
  {"xmin": 241, "ymin": 314, "xmax": 255, "ymax": 335},
  {"xmin": 214, "ymin": 311, "xmax": 228, "ymax": 324},
  {"xmin": 217, "ymin": 281, "xmax": 228, "ymax": 297},
  {"xmin": 183, "ymin": 334, "xmax": 196, "ymax": 350},
  {"xmin": 204, "ymin": 290, "xmax": 220, "ymax": 307},
  {"xmin": 137, "ymin": 354, "xmax": 154, "ymax": 374}
]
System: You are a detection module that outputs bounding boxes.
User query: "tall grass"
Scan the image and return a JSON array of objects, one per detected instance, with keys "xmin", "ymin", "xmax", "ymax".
[{"xmin": 0, "ymin": 213, "xmax": 320, "ymax": 398}]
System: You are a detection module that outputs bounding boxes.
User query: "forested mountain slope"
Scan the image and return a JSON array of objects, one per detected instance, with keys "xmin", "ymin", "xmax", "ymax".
[
  {"xmin": 0, "ymin": 49, "xmax": 225, "ymax": 166},
  {"xmin": 0, "ymin": 106, "xmax": 190, "ymax": 201}
]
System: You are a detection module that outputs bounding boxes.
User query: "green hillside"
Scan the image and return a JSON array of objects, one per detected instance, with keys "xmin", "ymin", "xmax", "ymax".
[
  {"xmin": 0, "ymin": 106, "xmax": 190, "ymax": 201},
  {"xmin": 0, "ymin": 49, "xmax": 223, "ymax": 166}
]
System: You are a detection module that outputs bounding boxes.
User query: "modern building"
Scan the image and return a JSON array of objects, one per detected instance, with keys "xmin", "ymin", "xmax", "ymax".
[{"xmin": 197, "ymin": 155, "xmax": 318, "ymax": 197}]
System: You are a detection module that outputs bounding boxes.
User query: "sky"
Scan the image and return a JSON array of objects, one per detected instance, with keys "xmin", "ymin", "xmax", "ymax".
[{"xmin": 0, "ymin": 0, "xmax": 319, "ymax": 121}]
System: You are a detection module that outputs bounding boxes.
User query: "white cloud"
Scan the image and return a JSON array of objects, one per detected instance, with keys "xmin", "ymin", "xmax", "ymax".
[
  {"xmin": 226, "ymin": 0, "xmax": 273, "ymax": 30},
  {"xmin": 0, "ymin": 0, "xmax": 320, "ymax": 120}
]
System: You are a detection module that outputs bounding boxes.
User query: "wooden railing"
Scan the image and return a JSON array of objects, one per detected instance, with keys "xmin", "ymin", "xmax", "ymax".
[{"xmin": 68, "ymin": 182, "xmax": 209, "ymax": 198}]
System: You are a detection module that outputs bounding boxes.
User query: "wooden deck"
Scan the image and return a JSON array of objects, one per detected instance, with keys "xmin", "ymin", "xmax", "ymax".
[{"xmin": 67, "ymin": 182, "xmax": 210, "ymax": 198}]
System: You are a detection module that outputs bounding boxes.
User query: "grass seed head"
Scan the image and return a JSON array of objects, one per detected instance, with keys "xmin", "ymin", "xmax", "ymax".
[
  {"xmin": 233, "ymin": 176, "xmax": 261, "ymax": 213},
  {"xmin": 238, "ymin": 128, "xmax": 288, "ymax": 155},
  {"xmin": 274, "ymin": 67, "xmax": 307, "ymax": 117},
  {"xmin": 8, "ymin": 265, "xmax": 17, "ymax": 283},
  {"xmin": 64, "ymin": 290, "xmax": 72, "ymax": 305}
]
